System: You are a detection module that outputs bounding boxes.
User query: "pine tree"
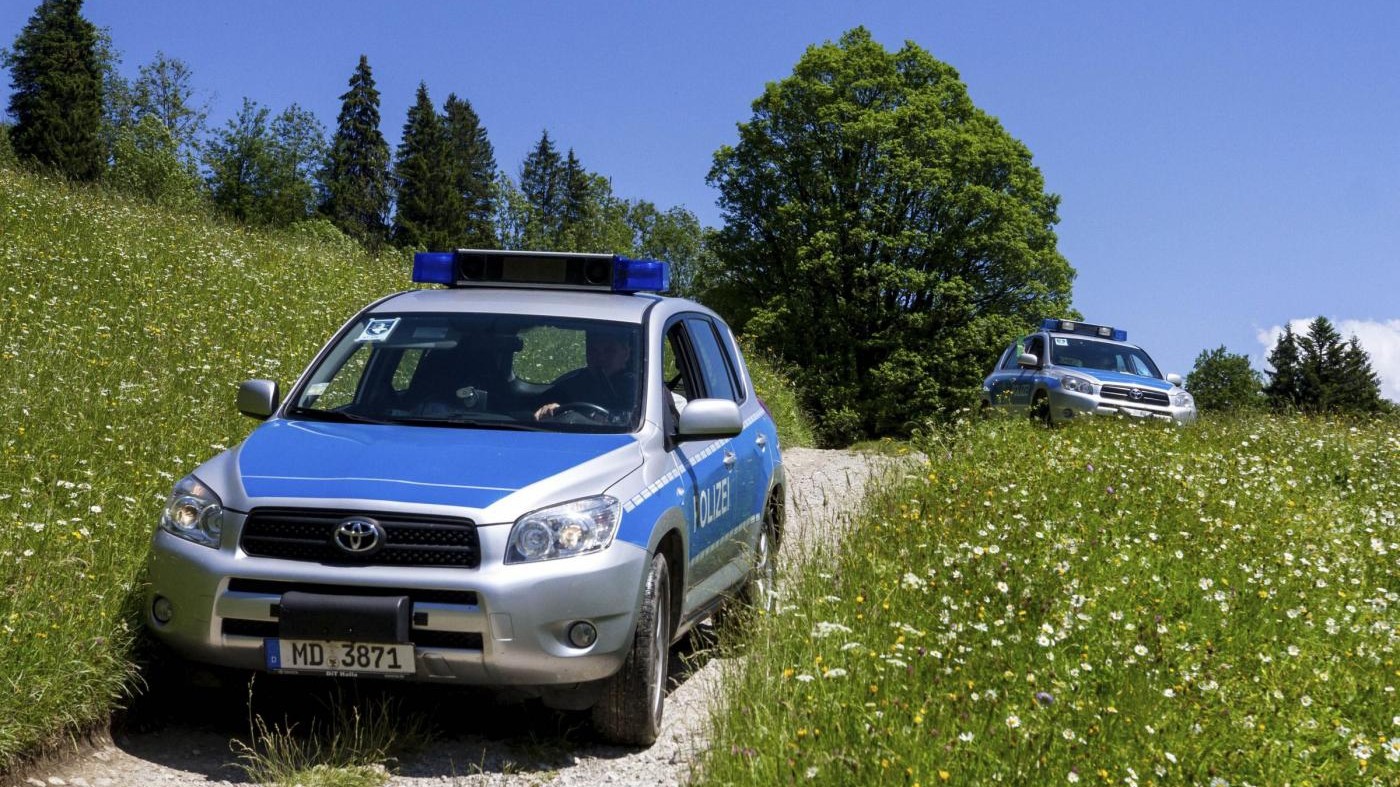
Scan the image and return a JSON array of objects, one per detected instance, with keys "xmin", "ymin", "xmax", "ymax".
[
  {"xmin": 1298, "ymin": 317, "xmax": 1347, "ymax": 412},
  {"xmin": 518, "ymin": 130, "xmax": 563, "ymax": 248},
  {"xmin": 392, "ymin": 82, "xmax": 456, "ymax": 249},
  {"xmin": 4, "ymin": 0, "xmax": 105, "ymax": 180},
  {"xmin": 1336, "ymin": 337, "xmax": 1384, "ymax": 413},
  {"xmin": 322, "ymin": 55, "xmax": 392, "ymax": 248},
  {"xmin": 1264, "ymin": 325, "xmax": 1304, "ymax": 411},
  {"xmin": 559, "ymin": 149, "xmax": 597, "ymax": 248},
  {"xmin": 442, "ymin": 93, "xmax": 497, "ymax": 248}
]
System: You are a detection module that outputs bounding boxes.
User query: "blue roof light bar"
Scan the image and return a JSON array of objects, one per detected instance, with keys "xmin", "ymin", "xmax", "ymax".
[
  {"xmin": 412, "ymin": 252, "xmax": 457, "ymax": 285},
  {"xmin": 411, "ymin": 249, "xmax": 671, "ymax": 293},
  {"xmin": 1041, "ymin": 318, "xmax": 1127, "ymax": 342},
  {"xmin": 613, "ymin": 256, "xmax": 670, "ymax": 293}
]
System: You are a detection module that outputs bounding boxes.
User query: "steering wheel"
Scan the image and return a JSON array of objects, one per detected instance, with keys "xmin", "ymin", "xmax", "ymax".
[{"xmin": 553, "ymin": 401, "xmax": 612, "ymax": 420}]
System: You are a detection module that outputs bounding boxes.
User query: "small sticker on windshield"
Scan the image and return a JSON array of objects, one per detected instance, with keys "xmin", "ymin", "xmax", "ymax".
[
  {"xmin": 1054, "ymin": 338, "xmax": 1068, "ymax": 346},
  {"xmin": 356, "ymin": 318, "xmax": 400, "ymax": 342},
  {"xmin": 305, "ymin": 383, "xmax": 329, "ymax": 396}
]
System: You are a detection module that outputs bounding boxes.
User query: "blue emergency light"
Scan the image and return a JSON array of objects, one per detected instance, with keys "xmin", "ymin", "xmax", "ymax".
[
  {"xmin": 412, "ymin": 249, "xmax": 670, "ymax": 293},
  {"xmin": 1041, "ymin": 318, "xmax": 1127, "ymax": 342}
]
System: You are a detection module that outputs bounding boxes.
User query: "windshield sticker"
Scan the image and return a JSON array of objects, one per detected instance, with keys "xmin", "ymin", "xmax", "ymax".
[
  {"xmin": 356, "ymin": 318, "xmax": 400, "ymax": 343},
  {"xmin": 1054, "ymin": 338, "xmax": 1068, "ymax": 346},
  {"xmin": 305, "ymin": 382, "xmax": 329, "ymax": 397}
]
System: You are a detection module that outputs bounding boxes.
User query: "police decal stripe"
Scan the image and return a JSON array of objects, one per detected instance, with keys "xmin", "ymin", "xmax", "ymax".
[{"xmin": 621, "ymin": 409, "xmax": 765, "ymax": 514}]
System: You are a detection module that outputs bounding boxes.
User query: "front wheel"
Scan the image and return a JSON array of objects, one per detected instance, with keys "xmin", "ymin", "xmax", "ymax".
[
  {"xmin": 592, "ymin": 552, "xmax": 672, "ymax": 746},
  {"xmin": 1030, "ymin": 391, "xmax": 1052, "ymax": 426}
]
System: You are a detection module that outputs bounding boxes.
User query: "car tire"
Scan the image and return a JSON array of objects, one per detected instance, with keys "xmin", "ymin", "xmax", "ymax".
[
  {"xmin": 592, "ymin": 551, "xmax": 671, "ymax": 746},
  {"xmin": 739, "ymin": 493, "xmax": 781, "ymax": 615},
  {"xmin": 1030, "ymin": 391, "xmax": 1052, "ymax": 426}
]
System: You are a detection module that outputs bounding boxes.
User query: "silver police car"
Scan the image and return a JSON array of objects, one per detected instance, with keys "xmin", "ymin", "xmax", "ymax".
[
  {"xmin": 982, "ymin": 319, "xmax": 1196, "ymax": 425},
  {"xmin": 145, "ymin": 249, "xmax": 785, "ymax": 745}
]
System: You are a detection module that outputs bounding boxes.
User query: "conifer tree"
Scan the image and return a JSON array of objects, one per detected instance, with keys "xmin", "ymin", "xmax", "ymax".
[
  {"xmin": 4, "ymin": 0, "xmax": 104, "ymax": 180},
  {"xmin": 1336, "ymin": 336, "xmax": 1384, "ymax": 413},
  {"xmin": 392, "ymin": 83, "xmax": 456, "ymax": 249},
  {"xmin": 518, "ymin": 130, "xmax": 563, "ymax": 247},
  {"xmin": 441, "ymin": 94, "xmax": 497, "ymax": 248},
  {"xmin": 1264, "ymin": 325, "xmax": 1304, "ymax": 411},
  {"xmin": 322, "ymin": 55, "xmax": 392, "ymax": 248}
]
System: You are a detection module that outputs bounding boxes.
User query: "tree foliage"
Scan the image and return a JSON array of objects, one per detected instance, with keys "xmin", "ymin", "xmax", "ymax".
[
  {"xmin": 392, "ymin": 83, "xmax": 456, "ymax": 249},
  {"xmin": 705, "ymin": 28, "xmax": 1074, "ymax": 444},
  {"xmin": 321, "ymin": 55, "xmax": 392, "ymax": 248},
  {"xmin": 1264, "ymin": 317, "xmax": 1385, "ymax": 414},
  {"xmin": 204, "ymin": 98, "xmax": 325, "ymax": 226},
  {"xmin": 1185, "ymin": 346, "xmax": 1263, "ymax": 412},
  {"xmin": 105, "ymin": 52, "xmax": 204, "ymax": 207},
  {"xmin": 442, "ymin": 93, "xmax": 497, "ymax": 248},
  {"xmin": 4, "ymin": 0, "xmax": 104, "ymax": 180}
]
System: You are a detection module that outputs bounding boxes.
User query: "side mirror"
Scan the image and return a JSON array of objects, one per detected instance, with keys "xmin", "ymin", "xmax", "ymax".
[
  {"xmin": 1017, "ymin": 352, "xmax": 1039, "ymax": 368},
  {"xmin": 1167, "ymin": 373, "xmax": 1183, "ymax": 386},
  {"xmin": 237, "ymin": 379, "xmax": 280, "ymax": 420},
  {"xmin": 677, "ymin": 399, "xmax": 742, "ymax": 440}
]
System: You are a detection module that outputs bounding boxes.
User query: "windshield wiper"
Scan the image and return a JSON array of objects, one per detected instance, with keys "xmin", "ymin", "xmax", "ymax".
[
  {"xmin": 286, "ymin": 407, "xmax": 392, "ymax": 425},
  {"xmin": 390, "ymin": 416, "xmax": 548, "ymax": 431}
]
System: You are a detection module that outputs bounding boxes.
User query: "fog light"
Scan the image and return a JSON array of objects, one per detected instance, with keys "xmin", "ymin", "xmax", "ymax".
[
  {"xmin": 152, "ymin": 596, "xmax": 174, "ymax": 624},
  {"xmin": 567, "ymin": 621, "xmax": 598, "ymax": 649}
]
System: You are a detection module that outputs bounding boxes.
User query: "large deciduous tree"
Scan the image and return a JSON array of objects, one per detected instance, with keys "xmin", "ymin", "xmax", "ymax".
[
  {"xmin": 1185, "ymin": 346, "xmax": 1263, "ymax": 412},
  {"xmin": 322, "ymin": 55, "xmax": 392, "ymax": 248},
  {"xmin": 204, "ymin": 98, "xmax": 325, "ymax": 226},
  {"xmin": 393, "ymin": 83, "xmax": 456, "ymax": 249},
  {"xmin": 4, "ymin": 0, "xmax": 104, "ymax": 180},
  {"xmin": 705, "ymin": 28, "xmax": 1074, "ymax": 444}
]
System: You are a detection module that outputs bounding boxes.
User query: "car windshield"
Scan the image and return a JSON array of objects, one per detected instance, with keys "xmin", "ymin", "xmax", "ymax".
[
  {"xmin": 286, "ymin": 312, "xmax": 644, "ymax": 434},
  {"xmin": 1049, "ymin": 337, "xmax": 1163, "ymax": 379}
]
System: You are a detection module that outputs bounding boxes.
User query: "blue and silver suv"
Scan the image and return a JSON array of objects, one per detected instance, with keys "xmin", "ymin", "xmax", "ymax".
[
  {"xmin": 982, "ymin": 319, "xmax": 1196, "ymax": 425},
  {"xmin": 145, "ymin": 250, "xmax": 785, "ymax": 745}
]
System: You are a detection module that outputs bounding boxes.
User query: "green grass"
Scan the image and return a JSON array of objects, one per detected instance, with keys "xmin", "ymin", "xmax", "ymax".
[
  {"xmin": 0, "ymin": 165, "xmax": 812, "ymax": 771},
  {"xmin": 699, "ymin": 413, "xmax": 1399, "ymax": 786}
]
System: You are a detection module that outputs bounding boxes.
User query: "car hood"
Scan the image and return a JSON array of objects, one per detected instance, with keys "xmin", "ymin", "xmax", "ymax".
[
  {"xmin": 232, "ymin": 419, "xmax": 640, "ymax": 512},
  {"xmin": 1076, "ymin": 370, "xmax": 1175, "ymax": 391}
]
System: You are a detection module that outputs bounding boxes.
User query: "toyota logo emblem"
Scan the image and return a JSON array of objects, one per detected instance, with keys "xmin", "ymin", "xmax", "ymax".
[
  {"xmin": 333, "ymin": 517, "xmax": 383, "ymax": 555},
  {"xmin": 1129, "ymin": 389, "xmax": 1144, "ymax": 401}
]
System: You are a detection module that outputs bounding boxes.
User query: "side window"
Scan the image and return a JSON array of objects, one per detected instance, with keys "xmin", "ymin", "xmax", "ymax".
[
  {"xmin": 999, "ymin": 340, "xmax": 1023, "ymax": 370},
  {"xmin": 685, "ymin": 317, "xmax": 739, "ymax": 402},
  {"xmin": 1026, "ymin": 336, "xmax": 1046, "ymax": 365}
]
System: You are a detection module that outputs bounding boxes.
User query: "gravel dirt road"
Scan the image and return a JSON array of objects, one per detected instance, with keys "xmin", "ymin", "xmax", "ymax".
[{"xmin": 15, "ymin": 447, "xmax": 887, "ymax": 787}]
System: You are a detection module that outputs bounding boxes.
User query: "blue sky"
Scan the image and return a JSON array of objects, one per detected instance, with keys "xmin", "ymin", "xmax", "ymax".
[{"xmin": 4, "ymin": 1, "xmax": 1398, "ymax": 399}]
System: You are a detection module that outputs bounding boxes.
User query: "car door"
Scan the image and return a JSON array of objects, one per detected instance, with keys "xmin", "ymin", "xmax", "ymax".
[
  {"xmin": 1010, "ymin": 334, "xmax": 1046, "ymax": 412},
  {"xmin": 664, "ymin": 316, "xmax": 747, "ymax": 612}
]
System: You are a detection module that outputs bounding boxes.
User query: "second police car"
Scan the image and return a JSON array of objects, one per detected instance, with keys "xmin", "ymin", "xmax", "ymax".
[
  {"xmin": 144, "ymin": 249, "xmax": 785, "ymax": 745},
  {"xmin": 983, "ymin": 318, "xmax": 1197, "ymax": 425}
]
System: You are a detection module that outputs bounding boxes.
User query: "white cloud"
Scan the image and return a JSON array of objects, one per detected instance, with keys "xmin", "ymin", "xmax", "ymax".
[{"xmin": 1256, "ymin": 318, "xmax": 1400, "ymax": 403}]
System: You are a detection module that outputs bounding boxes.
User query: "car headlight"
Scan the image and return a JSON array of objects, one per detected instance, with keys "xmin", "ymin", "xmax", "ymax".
[
  {"xmin": 1060, "ymin": 374, "xmax": 1096, "ymax": 394},
  {"xmin": 1173, "ymin": 391, "xmax": 1194, "ymax": 408},
  {"xmin": 159, "ymin": 474, "xmax": 223, "ymax": 548},
  {"xmin": 506, "ymin": 496, "xmax": 621, "ymax": 564}
]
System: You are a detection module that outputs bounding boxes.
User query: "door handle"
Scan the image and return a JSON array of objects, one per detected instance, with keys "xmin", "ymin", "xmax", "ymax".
[
  {"xmin": 723, "ymin": 450, "xmax": 737, "ymax": 469},
  {"xmin": 756, "ymin": 434, "xmax": 767, "ymax": 450}
]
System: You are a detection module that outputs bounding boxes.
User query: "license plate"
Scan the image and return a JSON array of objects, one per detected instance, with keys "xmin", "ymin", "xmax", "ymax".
[
  {"xmin": 1120, "ymin": 407, "xmax": 1149, "ymax": 417},
  {"xmin": 265, "ymin": 638, "xmax": 414, "ymax": 676}
]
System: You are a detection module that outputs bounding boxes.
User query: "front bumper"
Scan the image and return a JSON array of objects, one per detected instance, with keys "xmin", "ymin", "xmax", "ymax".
[
  {"xmin": 145, "ymin": 518, "xmax": 649, "ymax": 687},
  {"xmin": 1047, "ymin": 388, "xmax": 1197, "ymax": 425}
]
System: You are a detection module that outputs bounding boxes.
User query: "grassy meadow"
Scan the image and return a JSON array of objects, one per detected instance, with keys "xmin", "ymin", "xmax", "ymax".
[
  {"xmin": 700, "ymin": 414, "xmax": 1399, "ymax": 786},
  {"xmin": 0, "ymin": 165, "xmax": 814, "ymax": 772}
]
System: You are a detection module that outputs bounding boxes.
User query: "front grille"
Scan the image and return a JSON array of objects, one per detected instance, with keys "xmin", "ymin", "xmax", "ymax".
[
  {"xmin": 1100, "ymin": 385, "xmax": 1171, "ymax": 407},
  {"xmin": 221, "ymin": 618, "xmax": 484, "ymax": 651},
  {"xmin": 226, "ymin": 578, "xmax": 478, "ymax": 607},
  {"xmin": 241, "ymin": 508, "xmax": 480, "ymax": 568}
]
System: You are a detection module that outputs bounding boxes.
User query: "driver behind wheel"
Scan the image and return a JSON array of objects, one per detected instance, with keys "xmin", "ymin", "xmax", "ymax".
[{"xmin": 534, "ymin": 327, "xmax": 637, "ymax": 422}]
